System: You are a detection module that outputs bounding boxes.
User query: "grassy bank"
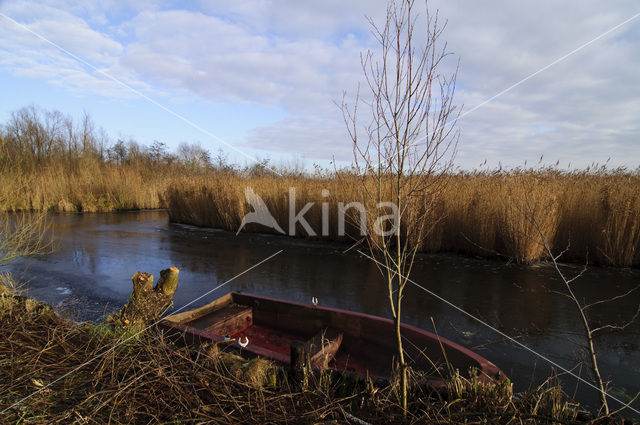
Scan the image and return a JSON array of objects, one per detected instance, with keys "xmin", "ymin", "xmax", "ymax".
[
  {"xmin": 2, "ymin": 105, "xmax": 639, "ymax": 266},
  {"xmin": 1, "ymin": 278, "xmax": 629, "ymax": 424},
  {"xmin": 165, "ymin": 170, "xmax": 640, "ymax": 267}
]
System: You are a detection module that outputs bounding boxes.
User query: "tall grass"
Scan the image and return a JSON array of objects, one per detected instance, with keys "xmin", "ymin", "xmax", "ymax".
[
  {"xmin": 0, "ymin": 161, "xmax": 166, "ymax": 212},
  {"xmin": 165, "ymin": 169, "xmax": 640, "ymax": 267},
  {"xmin": 2, "ymin": 105, "xmax": 639, "ymax": 266},
  {"xmin": 0, "ymin": 105, "xmax": 205, "ymax": 212},
  {"xmin": 0, "ymin": 288, "xmax": 607, "ymax": 424}
]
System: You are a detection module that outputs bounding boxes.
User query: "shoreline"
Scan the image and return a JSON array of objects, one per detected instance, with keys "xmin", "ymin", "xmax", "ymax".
[
  {"xmin": 3, "ymin": 286, "xmax": 636, "ymax": 424},
  {"xmin": 9, "ymin": 207, "xmax": 640, "ymax": 270}
]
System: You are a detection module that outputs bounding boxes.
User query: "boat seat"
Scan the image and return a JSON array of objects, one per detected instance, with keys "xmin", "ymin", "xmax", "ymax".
[
  {"xmin": 304, "ymin": 328, "xmax": 343, "ymax": 368},
  {"xmin": 202, "ymin": 304, "xmax": 253, "ymax": 336}
]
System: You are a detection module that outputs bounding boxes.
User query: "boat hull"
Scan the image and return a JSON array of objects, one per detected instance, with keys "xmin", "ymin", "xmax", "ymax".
[{"xmin": 160, "ymin": 292, "xmax": 503, "ymax": 385}]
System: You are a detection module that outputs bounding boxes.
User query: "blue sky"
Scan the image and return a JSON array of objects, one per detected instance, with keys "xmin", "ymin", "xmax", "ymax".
[{"xmin": 1, "ymin": 1, "xmax": 639, "ymax": 170}]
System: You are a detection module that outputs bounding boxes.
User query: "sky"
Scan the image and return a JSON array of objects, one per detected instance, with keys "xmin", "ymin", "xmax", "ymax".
[{"xmin": 1, "ymin": 0, "xmax": 639, "ymax": 171}]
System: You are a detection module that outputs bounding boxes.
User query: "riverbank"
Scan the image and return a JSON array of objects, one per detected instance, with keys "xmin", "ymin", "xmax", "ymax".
[
  {"xmin": 2, "ymin": 277, "xmax": 633, "ymax": 424},
  {"xmin": 2, "ymin": 106, "xmax": 638, "ymax": 267},
  {"xmin": 12, "ymin": 209, "xmax": 640, "ymax": 413},
  {"xmin": 2, "ymin": 166, "xmax": 639, "ymax": 267},
  {"xmin": 165, "ymin": 170, "xmax": 640, "ymax": 267}
]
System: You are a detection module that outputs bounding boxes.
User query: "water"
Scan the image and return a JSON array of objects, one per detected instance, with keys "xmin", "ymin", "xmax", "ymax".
[{"xmin": 9, "ymin": 210, "xmax": 640, "ymax": 415}]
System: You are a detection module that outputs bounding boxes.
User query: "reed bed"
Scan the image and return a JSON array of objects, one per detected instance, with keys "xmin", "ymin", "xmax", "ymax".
[
  {"xmin": 3, "ymin": 158, "xmax": 638, "ymax": 267},
  {"xmin": 2, "ymin": 285, "xmax": 627, "ymax": 424},
  {"xmin": 3, "ymin": 106, "xmax": 638, "ymax": 266},
  {"xmin": 166, "ymin": 169, "xmax": 640, "ymax": 267},
  {"xmin": 0, "ymin": 105, "xmax": 197, "ymax": 213},
  {"xmin": 0, "ymin": 160, "xmax": 167, "ymax": 213}
]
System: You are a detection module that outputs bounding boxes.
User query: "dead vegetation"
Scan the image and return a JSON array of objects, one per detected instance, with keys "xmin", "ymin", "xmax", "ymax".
[
  {"xmin": 1, "ymin": 285, "xmax": 637, "ymax": 424},
  {"xmin": 0, "ymin": 211, "xmax": 52, "ymax": 268},
  {"xmin": 2, "ymin": 106, "xmax": 639, "ymax": 267},
  {"xmin": 166, "ymin": 169, "xmax": 640, "ymax": 267}
]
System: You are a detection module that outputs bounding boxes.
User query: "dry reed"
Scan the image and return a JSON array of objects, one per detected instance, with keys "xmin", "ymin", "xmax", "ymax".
[
  {"xmin": 2, "ymin": 288, "xmax": 624, "ymax": 424},
  {"xmin": 0, "ymin": 161, "xmax": 166, "ymax": 213},
  {"xmin": 3, "ymin": 160, "xmax": 638, "ymax": 267},
  {"xmin": 166, "ymin": 169, "xmax": 640, "ymax": 267},
  {"xmin": 3, "ymin": 106, "xmax": 638, "ymax": 267}
]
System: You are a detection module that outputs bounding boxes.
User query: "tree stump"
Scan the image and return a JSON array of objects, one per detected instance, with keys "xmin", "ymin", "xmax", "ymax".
[
  {"xmin": 132, "ymin": 272, "xmax": 154, "ymax": 300},
  {"xmin": 115, "ymin": 267, "xmax": 180, "ymax": 328}
]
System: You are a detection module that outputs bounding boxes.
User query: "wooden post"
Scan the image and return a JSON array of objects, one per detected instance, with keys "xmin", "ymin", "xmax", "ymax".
[{"xmin": 290, "ymin": 341, "xmax": 307, "ymax": 389}]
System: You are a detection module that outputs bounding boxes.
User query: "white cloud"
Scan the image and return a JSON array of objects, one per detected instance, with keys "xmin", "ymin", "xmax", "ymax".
[
  {"xmin": 0, "ymin": 2, "xmax": 142, "ymax": 98},
  {"xmin": 0, "ymin": 0, "xmax": 639, "ymax": 168},
  {"xmin": 115, "ymin": 8, "xmax": 365, "ymax": 110},
  {"xmin": 1, "ymin": 2, "xmax": 122, "ymax": 64}
]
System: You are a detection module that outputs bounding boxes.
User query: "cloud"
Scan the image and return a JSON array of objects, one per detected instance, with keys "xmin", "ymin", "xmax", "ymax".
[
  {"xmin": 244, "ymin": 111, "xmax": 353, "ymax": 161},
  {"xmin": 427, "ymin": 0, "xmax": 640, "ymax": 168},
  {"xmin": 195, "ymin": 0, "xmax": 386, "ymax": 39},
  {"xmin": 0, "ymin": 0, "xmax": 639, "ymax": 168},
  {"xmin": 0, "ymin": 2, "xmax": 142, "ymax": 98},
  {"xmin": 116, "ymin": 9, "xmax": 366, "ymax": 109}
]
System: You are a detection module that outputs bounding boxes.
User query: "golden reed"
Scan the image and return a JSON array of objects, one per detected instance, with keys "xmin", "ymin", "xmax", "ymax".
[
  {"xmin": 1, "ymin": 145, "xmax": 637, "ymax": 266},
  {"xmin": 3, "ymin": 106, "xmax": 637, "ymax": 266},
  {"xmin": 165, "ymin": 170, "xmax": 640, "ymax": 267}
]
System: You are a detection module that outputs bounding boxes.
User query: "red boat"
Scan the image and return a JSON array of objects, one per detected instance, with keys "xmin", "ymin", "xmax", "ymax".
[{"xmin": 160, "ymin": 292, "xmax": 503, "ymax": 385}]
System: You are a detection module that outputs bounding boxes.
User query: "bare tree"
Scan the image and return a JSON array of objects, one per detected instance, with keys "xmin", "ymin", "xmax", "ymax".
[
  {"xmin": 342, "ymin": 0, "xmax": 459, "ymax": 413},
  {"xmin": 177, "ymin": 142, "xmax": 212, "ymax": 172},
  {"xmin": 4, "ymin": 106, "xmax": 68, "ymax": 166}
]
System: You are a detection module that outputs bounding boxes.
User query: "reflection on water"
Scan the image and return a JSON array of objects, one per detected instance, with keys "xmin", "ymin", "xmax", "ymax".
[{"xmin": 10, "ymin": 210, "xmax": 640, "ymax": 415}]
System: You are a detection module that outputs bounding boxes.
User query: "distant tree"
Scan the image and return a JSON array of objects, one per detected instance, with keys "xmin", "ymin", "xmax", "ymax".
[
  {"xmin": 108, "ymin": 139, "xmax": 129, "ymax": 165},
  {"xmin": 78, "ymin": 111, "xmax": 101, "ymax": 159},
  {"xmin": 245, "ymin": 156, "xmax": 273, "ymax": 176},
  {"xmin": 4, "ymin": 105, "xmax": 68, "ymax": 167},
  {"xmin": 213, "ymin": 148, "xmax": 235, "ymax": 172},
  {"xmin": 125, "ymin": 140, "xmax": 145, "ymax": 165},
  {"xmin": 177, "ymin": 142, "xmax": 212, "ymax": 171},
  {"xmin": 150, "ymin": 140, "xmax": 170, "ymax": 164}
]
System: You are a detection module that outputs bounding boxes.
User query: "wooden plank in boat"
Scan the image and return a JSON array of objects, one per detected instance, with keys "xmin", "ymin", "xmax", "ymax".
[
  {"xmin": 305, "ymin": 328, "xmax": 343, "ymax": 368},
  {"xmin": 187, "ymin": 304, "xmax": 253, "ymax": 336},
  {"xmin": 165, "ymin": 292, "xmax": 233, "ymax": 325}
]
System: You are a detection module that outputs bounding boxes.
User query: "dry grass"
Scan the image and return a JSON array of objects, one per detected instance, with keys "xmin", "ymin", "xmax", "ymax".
[
  {"xmin": 2, "ymin": 159, "xmax": 638, "ymax": 267},
  {"xmin": 2, "ymin": 106, "xmax": 638, "ymax": 266},
  {"xmin": 166, "ymin": 169, "xmax": 640, "ymax": 267},
  {"xmin": 0, "ymin": 211, "xmax": 53, "ymax": 273},
  {"xmin": 3, "ymin": 126, "xmax": 638, "ymax": 267},
  {"xmin": 3, "ymin": 288, "xmax": 630, "ymax": 424},
  {"xmin": 0, "ymin": 160, "xmax": 167, "ymax": 213}
]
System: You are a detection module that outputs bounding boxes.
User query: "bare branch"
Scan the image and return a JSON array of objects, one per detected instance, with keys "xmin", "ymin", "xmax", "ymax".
[
  {"xmin": 584, "ymin": 285, "xmax": 640, "ymax": 310},
  {"xmin": 591, "ymin": 304, "xmax": 640, "ymax": 335},
  {"xmin": 340, "ymin": 0, "xmax": 459, "ymax": 414},
  {"xmin": 0, "ymin": 212, "xmax": 53, "ymax": 268}
]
